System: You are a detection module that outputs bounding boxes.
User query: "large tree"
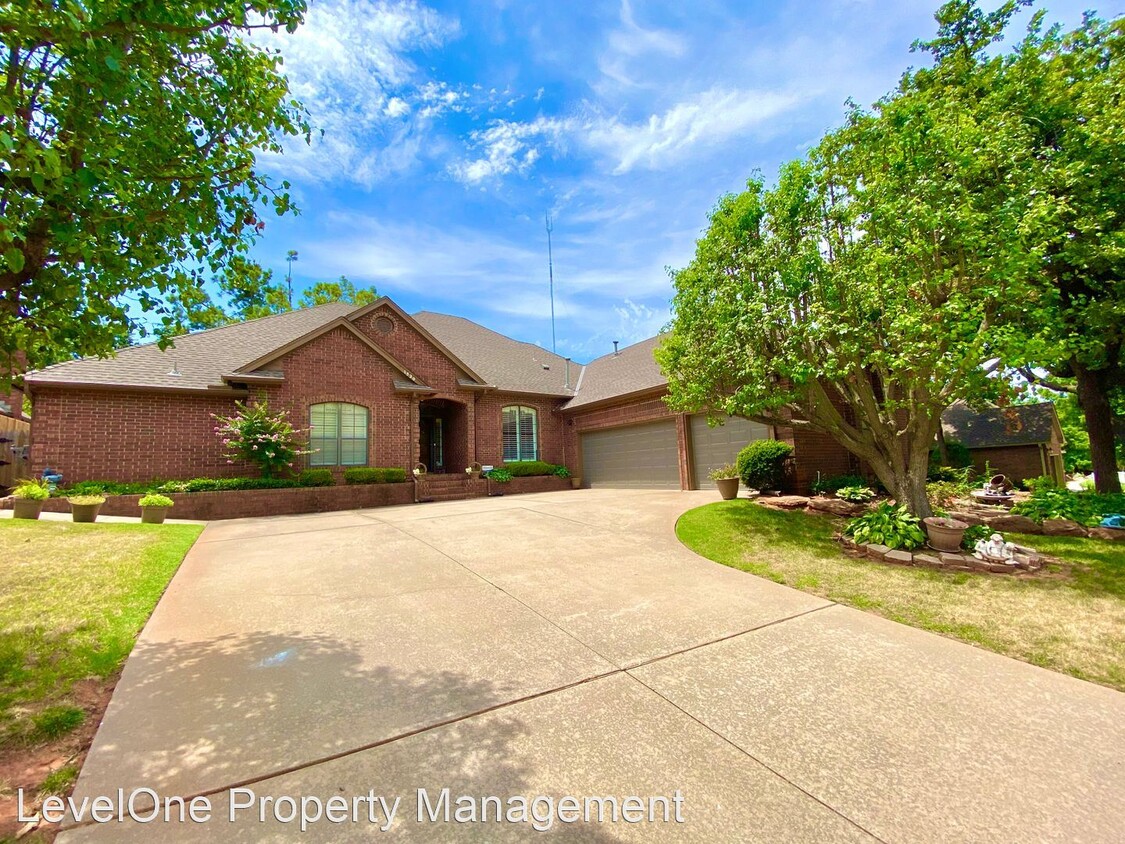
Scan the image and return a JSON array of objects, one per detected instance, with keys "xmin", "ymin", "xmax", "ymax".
[
  {"xmin": 658, "ymin": 1, "xmax": 1034, "ymax": 517},
  {"xmin": 996, "ymin": 12, "xmax": 1125, "ymax": 492},
  {"xmin": 0, "ymin": 0, "xmax": 309, "ymax": 383}
]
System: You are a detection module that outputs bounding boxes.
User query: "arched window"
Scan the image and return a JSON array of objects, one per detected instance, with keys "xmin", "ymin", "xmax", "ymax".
[
  {"xmin": 309, "ymin": 403, "xmax": 368, "ymax": 467},
  {"xmin": 502, "ymin": 405, "xmax": 538, "ymax": 462}
]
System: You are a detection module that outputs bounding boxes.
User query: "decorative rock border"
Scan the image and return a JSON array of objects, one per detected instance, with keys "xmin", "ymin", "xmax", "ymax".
[{"xmin": 838, "ymin": 537, "xmax": 1045, "ymax": 575}]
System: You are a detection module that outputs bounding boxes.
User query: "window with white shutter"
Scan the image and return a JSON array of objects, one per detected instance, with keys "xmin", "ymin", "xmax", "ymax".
[{"xmin": 502, "ymin": 405, "xmax": 538, "ymax": 462}]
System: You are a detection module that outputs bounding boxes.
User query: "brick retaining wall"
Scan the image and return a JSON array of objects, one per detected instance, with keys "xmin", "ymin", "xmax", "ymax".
[{"xmin": 4, "ymin": 476, "xmax": 572, "ymax": 521}]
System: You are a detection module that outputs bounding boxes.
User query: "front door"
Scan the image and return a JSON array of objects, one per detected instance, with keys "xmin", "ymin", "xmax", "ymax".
[{"xmin": 419, "ymin": 415, "xmax": 444, "ymax": 472}]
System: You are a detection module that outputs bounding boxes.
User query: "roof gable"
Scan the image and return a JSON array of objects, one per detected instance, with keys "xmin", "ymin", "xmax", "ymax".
[
  {"xmin": 238, "ymin": 318, "xmax": 423, "ymax": 385},
  {"xmin": 941, "ymin": 401, "xmax": 1062, "ymax": 449},
  {"xmin": 564, "ymin": 335, "xmax": 668, "ymax": 410},
  {"xmin": 347, "ymin": 299, "xmax": 489, "ymax": 387}
]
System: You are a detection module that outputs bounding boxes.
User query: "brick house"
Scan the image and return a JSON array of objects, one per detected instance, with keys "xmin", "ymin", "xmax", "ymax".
[
  {"xmin": 22, "ymin": 298, "xmax": 852, "ymax": 491},
  {"xmin": 940, "ymin": 401, "xmax": 1066, "ymax": 485}
]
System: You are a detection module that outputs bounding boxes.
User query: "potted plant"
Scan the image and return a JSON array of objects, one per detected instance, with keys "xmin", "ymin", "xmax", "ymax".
[
  {"xmin": 923, "ymin": 516, "xmax": 970, "ymax": 552},
  {"xmin": 139, "ymin": 493, "xmax": 175, "ymax": 524},
  {"xmin": 68, "ymin": 494, "xmax": 106, "ymax": 523},
  {"xmin": 708, "ymin": 464, "xmax": 740, "ymax": 500},
  {"xmin": 10, "ymin": 478, "xmax": 50, "ymax": 520}
]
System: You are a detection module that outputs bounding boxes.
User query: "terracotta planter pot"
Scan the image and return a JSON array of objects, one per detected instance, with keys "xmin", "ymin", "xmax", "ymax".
[
  {"xmin": 924, "ymin": 517, "xmax": 969, "ymax": 552},
  {"xmin": 12, "ymin": 499, "xmax": 44, "ymax": 520},
  {"xmin": 70, "ymin": 502, "xmax": 103, "ymax": 523},
  {"xmin": 570, "ymin": 477, "xmax": 583, "ymax": 490},
  {"xmin": 141, "ymin": 506, "xmax": 169, "ymax": 525},
  {"xmin": 715, "ymin": 477, "xmax": 740, "ymax": 500}
]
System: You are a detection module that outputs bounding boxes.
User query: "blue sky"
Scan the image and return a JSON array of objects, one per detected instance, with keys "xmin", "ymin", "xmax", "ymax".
[{"xmin": 247, "ymin": 0, "xmax": 1096, "ymax": 364}]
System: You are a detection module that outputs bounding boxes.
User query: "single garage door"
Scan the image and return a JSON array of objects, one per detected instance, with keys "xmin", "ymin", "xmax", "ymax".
[
  {"xmin": 580, "ymin": 420, "xmax": 680, "ymax": 489},
  {"xmin": 690, "ymin": 414, "xmax": 770, "ymax": 488}
]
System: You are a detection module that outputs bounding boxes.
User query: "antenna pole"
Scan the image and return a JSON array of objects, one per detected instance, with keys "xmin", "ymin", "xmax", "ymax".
[{"xmin": 545, "ymin": 214, "xmax": 556, "ymax": 353}]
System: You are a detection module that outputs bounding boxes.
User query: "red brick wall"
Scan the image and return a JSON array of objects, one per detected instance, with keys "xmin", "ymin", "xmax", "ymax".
[
  {"xmin": 472, "ymin": 392, "xmax": 569, "ymax": 469},
  {"xmin": 27, "ymin": 313, "xmax": 575, "ymax": 484},
  {"xmin": 790, "ymin": 427, "xmax": 857, "ymax": 493},
  {"xmin": 969, "ymin": 445, "xmax": 1047, "ymax": 485},
  {"xmin": 29, "ymin": 387, "xmax": 251, "ymax": 483}
]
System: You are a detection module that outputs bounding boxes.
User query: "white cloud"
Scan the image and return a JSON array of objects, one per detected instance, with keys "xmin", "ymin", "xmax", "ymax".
[
  {"xmin": 585, "ymin": 87, "xmax": 800, "ymax": 174},
  {"xmin": 448, "ymin": 85, "xmax": 799, "ymax": 183},
  {"xmin": 254, "ymin": 0, "xmax": 460, "ymax": 186}
]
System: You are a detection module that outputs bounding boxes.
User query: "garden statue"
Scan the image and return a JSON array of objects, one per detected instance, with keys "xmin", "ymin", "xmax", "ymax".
[{"xmin": 974, "ymin": 533, "xmax": 1016, "ymax": 562}]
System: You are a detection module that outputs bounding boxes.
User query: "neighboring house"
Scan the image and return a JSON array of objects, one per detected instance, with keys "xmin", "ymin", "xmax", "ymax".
[
  {"xmin": 940, "ymin": 401, "xmax": 1066, "ymax": 485},
  {"xmin": 22, "ymin": 298, "xmax": 853, "ymax": 491}
]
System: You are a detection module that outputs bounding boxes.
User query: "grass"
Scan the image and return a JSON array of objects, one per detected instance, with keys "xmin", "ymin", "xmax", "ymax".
[
  {"xmin": 677, "ymin": 500, "xmax": 1125, "ymax": 691},
  {"xmin": 0, "ymin": 519, "xmax": 203, "ymax": 748}
]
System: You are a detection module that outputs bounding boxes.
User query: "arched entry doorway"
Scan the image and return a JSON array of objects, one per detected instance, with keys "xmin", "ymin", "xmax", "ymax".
[{"xmin": 418, "ymin": 398, "xmax": 468, "ymax": 474}]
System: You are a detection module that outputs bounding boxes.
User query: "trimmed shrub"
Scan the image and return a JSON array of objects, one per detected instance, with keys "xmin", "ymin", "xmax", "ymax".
[
  {"xmin": 343, "ymin": 467, "xmax": 408, "ymax": 485},
  {"xmin": 929, "ymin": 439, "xmax": 973, "ymax": 470},
  {"xmin": 810, "ymin": 473, "xmax": 866, "ymax": 495},
  {"xmin": 298, "ymin": 469, "xmax": 335, "ymax": 487},
  {"xmin": 501, "ymin": 461, "xmax": 561, "ymax": 477},
  {"xmin": 735, "ymin": 440, "xmax": 793, "ymax": 491},
  {"xmin": 60, "ymin": 480, "xmax": 157, "ymax": 497}
]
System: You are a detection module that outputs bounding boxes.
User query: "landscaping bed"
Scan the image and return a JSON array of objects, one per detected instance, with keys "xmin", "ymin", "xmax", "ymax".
[
  {"xmin": 677, "ymin": 500, "xmax": 1125, "ymax": 691},
  {"xmin": 0, "ymin": 519, "xmax": 203, "ymax": 840}
]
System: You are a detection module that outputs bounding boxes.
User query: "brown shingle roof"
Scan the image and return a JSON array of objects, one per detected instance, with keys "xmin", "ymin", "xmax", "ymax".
[
  {"xmin": 412, "ymin": 311, "xmax": 580, "ymax": 397},
  {"xmin": 564, "ymin": 335, "xmax": 667, "ymax": 410},
  {"xmin": 941, "ymin": 401, "xmax": 1061, "ymax": 449},
  {"xmin": 25, "ymin": 303, "xmax": 355, "ymax": 391}
]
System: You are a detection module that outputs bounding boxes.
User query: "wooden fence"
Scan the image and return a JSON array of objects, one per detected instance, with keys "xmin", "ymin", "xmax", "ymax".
[{"xmin": 0, "ymin": 415, "xmax": 30, "ymax": 491}]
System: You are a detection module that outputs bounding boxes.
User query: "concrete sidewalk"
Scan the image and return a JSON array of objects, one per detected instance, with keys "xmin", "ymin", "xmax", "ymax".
[{"xmin": 58, "ymin": 490, "xmax": 1125, "ymax": 842}]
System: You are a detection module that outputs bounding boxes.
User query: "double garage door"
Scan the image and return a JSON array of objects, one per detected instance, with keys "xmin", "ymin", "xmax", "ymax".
[{"xmin": 579, "ymin": 415, "xmax": 769, "ymax": 489}]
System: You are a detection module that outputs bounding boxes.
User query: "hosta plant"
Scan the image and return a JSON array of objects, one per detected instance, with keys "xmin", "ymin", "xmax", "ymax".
[
  {"xmin": 844, "ymin": 503, "xmax": 926, "ymax": 550},
  {"xmin": 836, "ymin": 485, "xmax": 875, "ymax": 503}
]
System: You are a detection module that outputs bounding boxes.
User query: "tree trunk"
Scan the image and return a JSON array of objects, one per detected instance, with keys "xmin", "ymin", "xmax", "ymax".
[
  {"xmin": 863, "ymin": 446, "xmax": 934, "ymax": 518},
  {"xmin": 1074, "ymin": 359, "xmax": 1122, "ymax": 494}
]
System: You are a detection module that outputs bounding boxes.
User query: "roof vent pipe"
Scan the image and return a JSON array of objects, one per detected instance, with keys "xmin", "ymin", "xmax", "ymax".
[
  {"xmin": 565, "ymin": 357, "xmax": 571, "ymax": 389},
  {"xmin": 613, "ymin": 341, "xmax": 619, "ymax": 356}
]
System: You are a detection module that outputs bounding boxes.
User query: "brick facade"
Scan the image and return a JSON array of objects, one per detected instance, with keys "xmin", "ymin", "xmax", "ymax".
[
  {"xmin": 28, "ymin": 305, "xmax": 573, "ymax": 485},
  {"xmin": 26, "ymin": 303, "xmax": 856, "ymax": 492}
]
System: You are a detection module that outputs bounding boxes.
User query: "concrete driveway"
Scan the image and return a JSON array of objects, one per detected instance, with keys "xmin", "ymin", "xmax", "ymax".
[{"xmin": 59, "ymin": 490, "xmax": 1124, "ymax": 842}]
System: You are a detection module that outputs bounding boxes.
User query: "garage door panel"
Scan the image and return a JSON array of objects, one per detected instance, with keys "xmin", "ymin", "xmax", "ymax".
[
  {"xmin": 690, "ymin": 414, "xmax": 769, "ymax": 488},
  {"xmin": 581, "ymin": 421, "xmax": 680, "ymax": 489}
]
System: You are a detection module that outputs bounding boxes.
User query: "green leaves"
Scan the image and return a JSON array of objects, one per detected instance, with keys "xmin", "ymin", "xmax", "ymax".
[
  {"xmin": 0, "ymin": 1, "xmax": 310, "ymax": 377},
  {"xmin": 845, "ymin": 503, "xmax": 927, "ymax": 550}
]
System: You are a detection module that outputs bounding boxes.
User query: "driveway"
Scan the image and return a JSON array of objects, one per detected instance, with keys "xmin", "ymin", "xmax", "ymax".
[{"xmin": 59, "ymin": 490, "xmax": 1124, "ymax": 842}]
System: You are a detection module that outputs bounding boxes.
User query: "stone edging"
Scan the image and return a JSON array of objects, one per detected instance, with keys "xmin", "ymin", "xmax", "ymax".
[{"xmin": 838, "ymin": 537, "xmax": 1044, "ymax": 575}]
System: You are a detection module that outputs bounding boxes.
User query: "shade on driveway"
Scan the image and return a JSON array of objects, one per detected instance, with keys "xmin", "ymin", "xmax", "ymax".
[{"xmin": 59, "ymin": 490, "xmax": 1125, "ymax": 842}]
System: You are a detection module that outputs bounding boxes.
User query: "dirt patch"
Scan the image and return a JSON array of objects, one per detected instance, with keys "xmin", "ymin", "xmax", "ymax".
[{"xmin": 0, "ymin": 676, "xmax": 117, "ymax": 842}]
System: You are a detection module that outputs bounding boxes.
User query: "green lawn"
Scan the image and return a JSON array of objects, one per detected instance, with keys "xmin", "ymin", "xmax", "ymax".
[
  {"xmin": 0, "ymin": 519, "xmax": 203, "ymax": 748},
  {"xmin": 677, "ymin": 501, "xmax": 1125, "ymax": 691}
]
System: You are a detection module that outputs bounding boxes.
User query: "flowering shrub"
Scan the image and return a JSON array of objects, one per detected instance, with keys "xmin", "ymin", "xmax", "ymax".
[{"xmin": 212, "ymin": 400, "xmax": 310, "ymax": 479}]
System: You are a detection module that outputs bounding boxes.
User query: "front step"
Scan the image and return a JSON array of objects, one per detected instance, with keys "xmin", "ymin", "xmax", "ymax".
[{"xmin": 413, "ymin": 474, "xmax": 485, "ymax": 503}]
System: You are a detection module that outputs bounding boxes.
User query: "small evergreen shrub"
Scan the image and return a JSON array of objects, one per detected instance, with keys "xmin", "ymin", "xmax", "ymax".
[
  {"xmin": 298, "ymin": 469, "xmax": 335, "ymax": 487},
  {"xmin": 735, "ymin": 440, "xmax": 793, "ymax": 491},
  {"xmin": 844, "ymin": 503, "xmax": 926, "ymax": 550},
  {"xmin": 343, "ymin": 467, "xmax": 407, "ymax": 484},
  {"xmin": 501, "ymin": 461, "xmax": 560, "ymax": 477}
]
